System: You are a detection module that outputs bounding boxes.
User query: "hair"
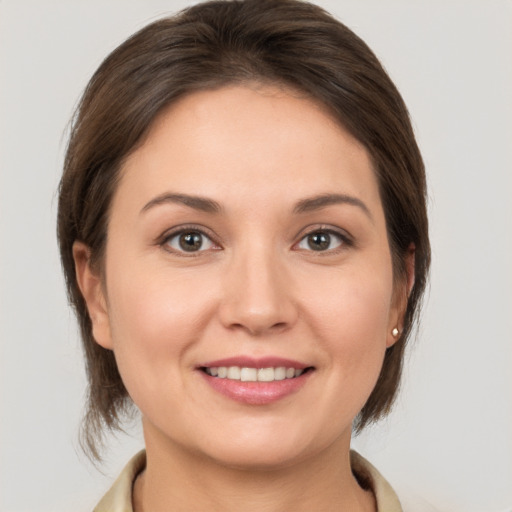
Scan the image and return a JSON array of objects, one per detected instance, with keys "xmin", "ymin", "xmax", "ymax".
[{"xmin": 58, "ymin": 0, "xmax": 430, "ymax": 461}]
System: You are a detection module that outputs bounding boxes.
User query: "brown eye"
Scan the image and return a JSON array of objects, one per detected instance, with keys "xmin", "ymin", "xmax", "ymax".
[
  {"xmin": 307, "ymin": 232, "xmax": 330, "ymax": 251},
  {"xmin": 179, "ymin": 232, "xmax": 203, "ymax": 251},
  {"xmin": 297, "ymin": 230, "xmax": 344, "ymax": 252},
  {"xmin": 165, "ymin": 230, "xmax": 215, "ymax": 253}
]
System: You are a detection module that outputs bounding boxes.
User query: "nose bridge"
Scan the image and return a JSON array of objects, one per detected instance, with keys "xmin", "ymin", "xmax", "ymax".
[{"xmin": 220, "ymin": 238, "xmax": 296, "ymax": 335}]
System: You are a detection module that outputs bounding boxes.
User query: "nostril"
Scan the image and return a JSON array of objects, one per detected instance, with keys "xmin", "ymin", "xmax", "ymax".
[
  {"xmin": 218, "ymin": 285, "xmax": 298, "ymax": 335},
  {"xmin": 226, "ymin": 320, "xmax": 289, "ymax": 336}
]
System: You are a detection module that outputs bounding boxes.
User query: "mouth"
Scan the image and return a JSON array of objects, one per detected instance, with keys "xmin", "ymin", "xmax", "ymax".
[
  {"xmin": 197, "ymin": 357, "xmax": 315, "ymax": 405},
  {"xmin": 201, "ymin": 365, "xmax": 313, "ymax": 382}
]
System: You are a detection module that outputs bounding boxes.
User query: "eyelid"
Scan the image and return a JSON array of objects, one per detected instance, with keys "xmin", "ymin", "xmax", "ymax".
[
  {"xmin": 157, "ymin": 223, "xmax": 353, "ymax": 255},
  {"xmin": 293, "ymin": 225, "xmax": 354, "ymax": 251},
  {"xmin": 159, "ymin": 224, "xmax": 222, "ymax": 254}
]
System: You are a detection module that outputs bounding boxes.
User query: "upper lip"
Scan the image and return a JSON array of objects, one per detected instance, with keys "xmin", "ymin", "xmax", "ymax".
[{"xmin": 198, "ymin": 356, "xmax": 311, "ymax": 369}]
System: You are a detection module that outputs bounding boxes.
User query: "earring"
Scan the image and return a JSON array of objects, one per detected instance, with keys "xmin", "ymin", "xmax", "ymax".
[{"xmin": 392, "ymin": 327, "xmax": 400, "ymax": 337}]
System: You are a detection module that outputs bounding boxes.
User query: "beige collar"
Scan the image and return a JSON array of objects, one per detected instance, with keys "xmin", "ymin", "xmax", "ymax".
[{"xmin": 94, "ymin": 449, "xmax": 402, "ymax": 512}]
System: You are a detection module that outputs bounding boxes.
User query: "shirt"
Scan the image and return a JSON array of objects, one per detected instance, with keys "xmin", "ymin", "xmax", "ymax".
[{"xmin": 93, "ymin": 450, "xmax": 403, "ymax": 511}]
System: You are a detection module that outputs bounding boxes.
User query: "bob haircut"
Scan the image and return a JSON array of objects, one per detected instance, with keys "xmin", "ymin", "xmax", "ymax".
[{"xmin": 58, "ymin": 0, "xmax": 430, "ymax": 460}]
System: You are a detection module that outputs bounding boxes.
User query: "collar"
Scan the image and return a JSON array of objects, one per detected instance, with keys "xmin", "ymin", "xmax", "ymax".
[{"xmin": 94, "ymin": 449, "xmax": 402, "ymax": 511}]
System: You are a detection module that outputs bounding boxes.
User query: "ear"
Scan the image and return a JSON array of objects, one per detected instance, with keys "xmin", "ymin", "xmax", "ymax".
[
  {"xmin": 73, "ymin": 241, "xmax": 113, "ymax": 350},
  {"xmin": 386, "ymin": 243, "xmax": 415, "ymax": 348}
]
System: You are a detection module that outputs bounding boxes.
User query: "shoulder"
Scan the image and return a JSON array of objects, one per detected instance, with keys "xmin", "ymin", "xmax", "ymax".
[
  {"xmin": 351, "ymin": 450, "xmax": 404, "ymax": 512},
  {"xmin": 93, "ymin": 450, "xmax": 146, "ymax": 512},
  {"xmin": 351, "ymin": 451, "xmax": 443, "ymax": 512}
]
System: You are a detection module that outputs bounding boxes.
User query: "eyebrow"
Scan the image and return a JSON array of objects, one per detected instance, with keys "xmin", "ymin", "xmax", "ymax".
[
  {"xmin": 140, "ymin": 193, "xmax": 222, "ymax": 214},
  {"xmin": 140, "ymin": 191, "xmax": 372, "ymax": 220},
  {"xmin": 293, "ymin": 193, "xmax": 373, "ymax": 220}
]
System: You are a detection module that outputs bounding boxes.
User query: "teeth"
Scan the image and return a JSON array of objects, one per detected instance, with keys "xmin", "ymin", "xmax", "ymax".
[
  {"xmin": 257, "ymin": 368, "xmax": 274, "ymax": 382},
  {"xmin": 274, "ymin": 367, "xmax": 286, "ymax": 381},
  {"xmin": 205, "ymin": 366, "xmax": 306, "ymax": 381},
  {"xmin": 227, "ymin": 366, "xmax": 241, "ymax": 379},
  {"xmin": 240, "ymin": 367, "xmax": 257, "ymax": 382}
]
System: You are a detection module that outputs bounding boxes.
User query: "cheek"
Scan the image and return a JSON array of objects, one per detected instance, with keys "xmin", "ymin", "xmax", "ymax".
[
  {"xmin": 301, "ymin": 262, "xmax": 393, "ymax": 339},
  {"xmin": 299, "ymin": 265, "xmax": 393, "ymax": 391},
  {"xmin": 105, "ymin": 262, "xmax": 217, "ymax": 397}
]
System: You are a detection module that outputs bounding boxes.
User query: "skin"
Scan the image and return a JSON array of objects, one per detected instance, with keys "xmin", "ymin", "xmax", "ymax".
[{"xmin": 74, "ymin": 84, "xmax": 411, "ymax": 512}]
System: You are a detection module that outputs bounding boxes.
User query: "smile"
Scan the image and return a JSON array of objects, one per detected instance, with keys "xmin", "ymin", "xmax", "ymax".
[
  {"xmin": 203, "ymin": 366, "xmax": 307, "ymax": 381},
  {"xmin": 198, "ymin": 357, "xmax": 314, "ymax": 405}
]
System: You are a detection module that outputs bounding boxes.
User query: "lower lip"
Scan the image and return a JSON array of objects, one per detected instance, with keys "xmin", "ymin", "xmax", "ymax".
[{"xmin": 199, "ymin": 370, "xmax": 313, "ymax": 405}]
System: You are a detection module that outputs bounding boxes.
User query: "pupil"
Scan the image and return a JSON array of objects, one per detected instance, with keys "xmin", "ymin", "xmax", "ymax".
[
  {"xmin": 179, "ymin": 232, "xmax": 202, "ymax": 251},
  {"xmin": 308, "ymin": 232, "xmax": 330, "ymax": 251}
]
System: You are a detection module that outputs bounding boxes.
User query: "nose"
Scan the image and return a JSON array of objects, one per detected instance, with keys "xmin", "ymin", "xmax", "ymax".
[{"xmin": 218, "ymin": 247, "xmax": 298, "ymax": 336}]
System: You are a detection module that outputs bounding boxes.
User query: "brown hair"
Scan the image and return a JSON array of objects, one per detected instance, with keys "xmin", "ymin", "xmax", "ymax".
[{"xmin": 58, "ymin": 0, "xmax": 430, "ymax": 460}]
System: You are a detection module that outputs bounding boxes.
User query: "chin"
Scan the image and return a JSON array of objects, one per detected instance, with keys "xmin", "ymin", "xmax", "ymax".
[
  {"xmin": 191, "ymin": 421, "xmax": 346, "ymax": 472},
  {"xmin": 205, "ymin": 443, "xmax": 310, "ymax": 471}
]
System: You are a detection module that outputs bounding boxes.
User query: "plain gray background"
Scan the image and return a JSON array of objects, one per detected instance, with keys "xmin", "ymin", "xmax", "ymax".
[{"xmin": 1, "ymin": 1, "xmax": 511, "ymax": 511}]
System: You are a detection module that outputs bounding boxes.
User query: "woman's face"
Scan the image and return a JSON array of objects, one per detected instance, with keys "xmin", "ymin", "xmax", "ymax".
[{"xmin": 79, "ymin": 84, "xmax": 404, "ymax": 469}]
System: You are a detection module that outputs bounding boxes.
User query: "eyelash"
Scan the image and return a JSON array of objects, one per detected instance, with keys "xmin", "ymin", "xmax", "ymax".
[
  {"xmin": 159, "ymin": 225, "xmax": 353, "ymax": 256},
  {"xmin": 160, "ymin": 225, "xmax": 221, "ymax": 256},
  {"xmin": 294, "ymin": 227, "xmax": 353, "ymax": 254}
]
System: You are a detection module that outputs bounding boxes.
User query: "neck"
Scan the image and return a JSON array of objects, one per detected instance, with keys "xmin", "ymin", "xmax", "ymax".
[{"xmin": 133, "ymin": 421, "xmax": 375, "ymax": 512}]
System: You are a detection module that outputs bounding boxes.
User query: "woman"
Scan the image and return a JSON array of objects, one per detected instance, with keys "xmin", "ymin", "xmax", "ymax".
[{"xmin": 57, "ymin": 0, "xmax": 430, "ymax": 510}]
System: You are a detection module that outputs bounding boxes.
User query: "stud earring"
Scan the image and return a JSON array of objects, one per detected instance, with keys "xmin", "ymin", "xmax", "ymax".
[{"xmin": 392, "ymin": 327, "xmax": 400, "ymax": 337}]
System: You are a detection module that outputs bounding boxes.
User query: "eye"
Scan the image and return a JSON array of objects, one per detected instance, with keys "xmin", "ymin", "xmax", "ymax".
[
  {"xmin": 296, "ymin": 230, "xmax": 346, "ymax": 252},
  {"xmin": 164, "ymin": 229, "xmax": 217, "ymax": 253}
]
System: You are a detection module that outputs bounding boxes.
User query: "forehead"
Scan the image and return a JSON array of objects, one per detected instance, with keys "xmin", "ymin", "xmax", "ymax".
[{"xmin": 115, "ymin": 84, "xmax": 382, "ymax": 218}]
